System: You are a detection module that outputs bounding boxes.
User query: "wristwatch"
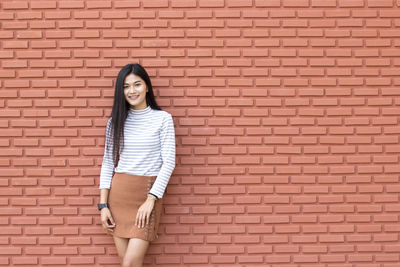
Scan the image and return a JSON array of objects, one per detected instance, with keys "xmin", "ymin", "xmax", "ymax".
[{"xmin": 97, "ymin": 203, "xmax": 109, "ymax": 211}]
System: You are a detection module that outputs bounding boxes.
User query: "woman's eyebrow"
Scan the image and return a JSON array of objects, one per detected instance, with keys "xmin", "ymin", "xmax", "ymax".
[{"xmin": 124, "ymin": 80, "xmax": 141, "ymax": 85}]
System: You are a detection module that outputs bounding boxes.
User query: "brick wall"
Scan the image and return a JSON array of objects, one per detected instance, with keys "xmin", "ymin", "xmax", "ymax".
[{"xmin": 1, "ymin": 0, "xmax": 400, "ymax": 266}]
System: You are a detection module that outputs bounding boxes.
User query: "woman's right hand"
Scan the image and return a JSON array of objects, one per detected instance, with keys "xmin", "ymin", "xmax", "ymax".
[{"xmin": 101, "ymin": 208, "xmax": 116, "ymax": 232}]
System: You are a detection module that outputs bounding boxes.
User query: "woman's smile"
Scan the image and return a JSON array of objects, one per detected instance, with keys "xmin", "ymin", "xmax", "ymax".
[{"xmin": 128, "ymin": 95, "xmax": 139, "ymax": 100}]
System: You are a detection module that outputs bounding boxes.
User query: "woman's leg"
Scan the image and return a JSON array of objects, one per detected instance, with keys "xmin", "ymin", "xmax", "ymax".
[
  {"xmin": 121, "ymin": 238, "xmax": 150, "ymax": 267},
  {"xmin": 112, "ymin": 235, "xmax": 129, "ymax": 262}
]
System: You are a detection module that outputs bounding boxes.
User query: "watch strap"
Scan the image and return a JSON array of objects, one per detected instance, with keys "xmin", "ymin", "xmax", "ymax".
[{"xmin": 97, "ymin": 203, "xmax": 109, "ymax": 210}]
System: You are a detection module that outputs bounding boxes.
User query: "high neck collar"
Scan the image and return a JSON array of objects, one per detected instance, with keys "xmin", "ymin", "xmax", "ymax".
[{"xmin": 128, "ymin": 105, "xmax": 151, "ymax": 115}]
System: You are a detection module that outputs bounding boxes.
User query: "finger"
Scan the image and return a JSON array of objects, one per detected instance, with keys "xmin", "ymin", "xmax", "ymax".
[
  {"xmin": 141, "ymin": 213, "xmax": 147, "ymax": 228},
  {"xmin": 108, "ymin": 216, "xmax": 115, "ymax": 227},
  {"xmin": 139, "ymin": 213, "xmax": 144, "ymax": 228},
  {"xmin": 140, "ymin": 214, "xmax": 145, "ymax": 228},
  {"xmin": 143, "ymin": 216, "xmax": 146, "ymax": 227},
  {"xmin": 143, "ymin": 212, "xmax": 150, "ymax": 227},
  {"xmin": 140, "ymin": 213, "xmax": 144, "ymax": 228},
  {"xmin": 103, "ymin": 222, "xmax": 111, "ymax": 231},
  {"xmin": 108, "ymin": 215, "xmax": 115, "ymax": 226},
  {"xmin": 105, "ymin": 219, "xmax": 114, "ymax": 230},
  {"xmin": 107, "ymin": 221, "xmax": 115, "ymax": 228},
  {"xmin": 135, "ymin": 212, "xmax": 140, "ymax": 227}
]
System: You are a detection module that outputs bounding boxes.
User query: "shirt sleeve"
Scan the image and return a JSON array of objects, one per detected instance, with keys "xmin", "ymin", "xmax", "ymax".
[
  {"xmin": 99, "ymin": 118, "xmax": 115, "ymax": 189},
  {"xmin": 148, "ymin": 113, "xmax": 176, "ymax": 198}
]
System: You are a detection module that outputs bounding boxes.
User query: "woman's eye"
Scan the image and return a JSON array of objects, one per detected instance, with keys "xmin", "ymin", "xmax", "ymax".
[{"xmin": 123, "ymin": 83, "xmax": 141, "ymax": 88}]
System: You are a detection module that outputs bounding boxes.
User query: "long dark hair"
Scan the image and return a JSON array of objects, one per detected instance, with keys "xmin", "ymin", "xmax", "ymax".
[{"xmin": 106, "ymin": 63, "xmax": 161, "ymax": 167}]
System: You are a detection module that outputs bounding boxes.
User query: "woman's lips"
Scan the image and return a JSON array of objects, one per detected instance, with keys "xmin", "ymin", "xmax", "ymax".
[{"xmin": 129, "ymin": 95, "xmax": 139, "ymax": 100}]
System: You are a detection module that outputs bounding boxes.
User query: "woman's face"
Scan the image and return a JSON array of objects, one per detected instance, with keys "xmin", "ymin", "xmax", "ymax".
[{"xmin": 123, "ymin": 73, "xmax": 148, "ymax": 110}]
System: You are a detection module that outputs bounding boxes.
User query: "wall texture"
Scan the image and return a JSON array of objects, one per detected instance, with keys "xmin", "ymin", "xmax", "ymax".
[{"xmin": 1, "ymin": 0, "xmax": 400, "ymax": 266}]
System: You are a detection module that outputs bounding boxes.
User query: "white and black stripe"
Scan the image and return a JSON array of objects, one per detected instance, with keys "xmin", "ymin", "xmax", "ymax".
[{"xmin": 99, "ymin": 105, "xmax": 176, "ymax": 199}]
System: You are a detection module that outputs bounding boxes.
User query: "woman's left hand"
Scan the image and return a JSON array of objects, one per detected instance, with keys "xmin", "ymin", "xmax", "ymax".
[{"xmin": 135, "ymin": 195, "xmax": 157, "ymax": 228}]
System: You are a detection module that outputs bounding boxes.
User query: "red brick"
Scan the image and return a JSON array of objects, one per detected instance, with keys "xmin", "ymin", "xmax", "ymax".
[
  {"xmin": 13, "ymin": 256, "xmax": 38, "ymax": 265},
  {"xmin": 0, "ymin": 1, "xmax": 399, "ymax": 263}
]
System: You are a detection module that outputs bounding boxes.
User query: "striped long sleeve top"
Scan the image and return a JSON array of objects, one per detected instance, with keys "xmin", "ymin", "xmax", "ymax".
[{"xmin": 99, "ymin": 105, "xmax": 176, "ymax": 199}]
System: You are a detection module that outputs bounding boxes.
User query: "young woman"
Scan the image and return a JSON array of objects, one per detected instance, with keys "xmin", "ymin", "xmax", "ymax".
[{"xmin": 98, "ymin": 63, "xmax": 176, "ymax": 267}]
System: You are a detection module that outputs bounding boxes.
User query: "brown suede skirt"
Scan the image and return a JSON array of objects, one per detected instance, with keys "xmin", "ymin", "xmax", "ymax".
[{"xmin": 104, "ymin": 172, "xmax": 163, "ymax": 241}]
